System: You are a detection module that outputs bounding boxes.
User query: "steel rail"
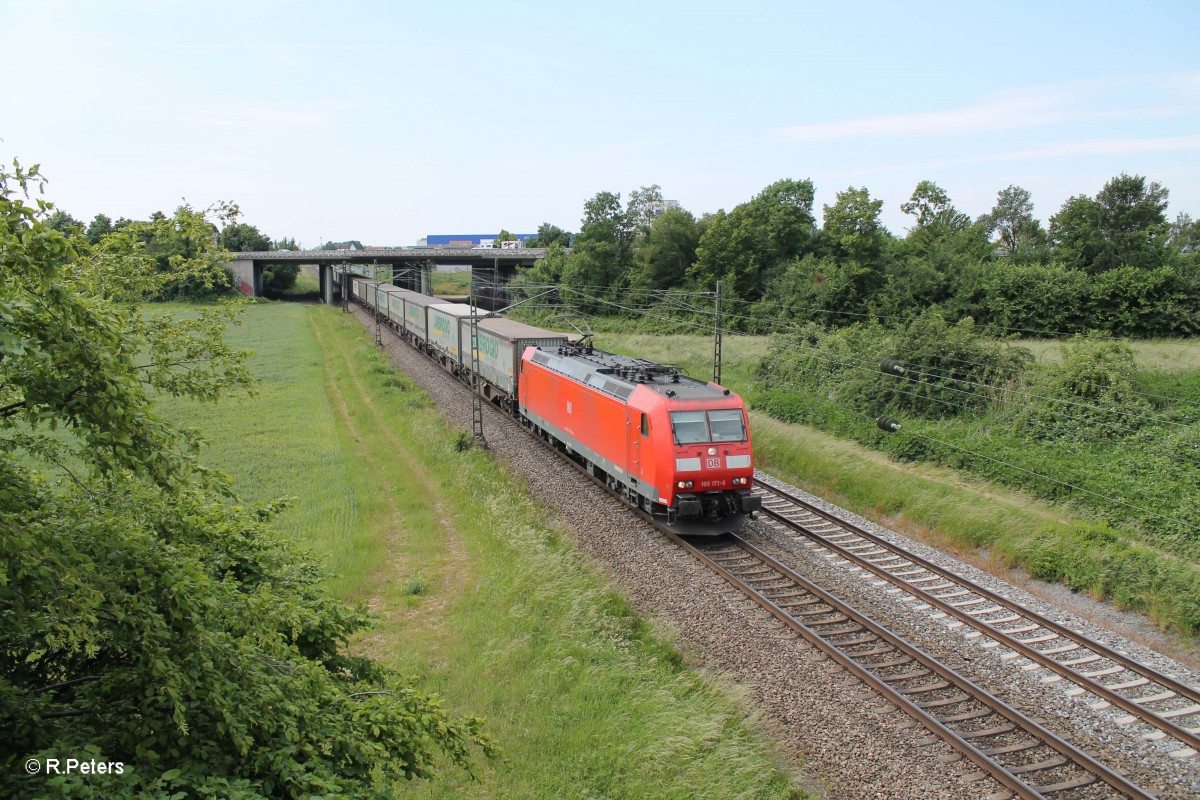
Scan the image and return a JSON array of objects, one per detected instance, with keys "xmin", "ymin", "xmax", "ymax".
[
  {"xmin": 752, "ymin": 478, "xmax": 1200, "ymax": 755},
  {"xmin": 671, "ymin": 533, "xmax": 1155, "ymax": 799},
  {"xmin": 345, "ymin": 300, "xmax": 1155, "ymax": 798}
]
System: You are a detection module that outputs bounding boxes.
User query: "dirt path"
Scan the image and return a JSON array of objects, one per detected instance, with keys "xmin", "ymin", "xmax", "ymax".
[{"xmin": 307, "ymin": 309, "xmax": 471, "ymax": 657}]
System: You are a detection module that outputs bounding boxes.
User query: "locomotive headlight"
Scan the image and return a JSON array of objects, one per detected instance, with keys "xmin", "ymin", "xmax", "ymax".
[
  {"xmin": 677, "ymin": 480, "xmax": 694, "ymax": 489},
  {"xmin": 707, "ymin": 446, "xmax": 717, "ymax": 456}
]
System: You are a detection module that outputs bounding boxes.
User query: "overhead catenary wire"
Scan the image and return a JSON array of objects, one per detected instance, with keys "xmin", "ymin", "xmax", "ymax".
[
  {"xmin": 759, "ymin": 376, "xmax": 1200, "ymax": 536},
  {"xmin": 911, "ymin": 429, "xmax": 1200, "ymax": 535},
  {"xmin": 757, "ymin": 366, "xmax": 1200, "ymax": 471},
  {"xmin": 686, "ymin": 300, "xmax": 1200, "ymax": 427},
  {"xmin": 470, "ymin": 275, "xmax": 1200, "ymax": 478},
  {"xmin": 550, "ymin": 285, "xmax": 1199, "ymax": 441},
  {"xmin": 528, "ymin": 282, "xmax": 1199, "ymax": 529},
  {"xmin": 498, "ymin": 288, "xmax": 1200, "ymax": 473},
  {"xmin": 500, "ymin": 279, "xmax": 1200, "ymax": 445},
  {"xmin": 673, "ymin": 291, "xmax": 1106, "ymax": 340}
]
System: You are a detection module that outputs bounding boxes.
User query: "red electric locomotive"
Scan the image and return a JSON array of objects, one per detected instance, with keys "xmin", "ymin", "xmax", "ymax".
[{"xmin": 519, "ymin": 341, "xmax": 760, "ymax": 534}]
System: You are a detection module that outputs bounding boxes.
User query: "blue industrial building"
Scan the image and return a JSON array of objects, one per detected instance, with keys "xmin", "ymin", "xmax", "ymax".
[{"xmin": 423, "ymin": 233, "xmax": 538, "ymax": 248}]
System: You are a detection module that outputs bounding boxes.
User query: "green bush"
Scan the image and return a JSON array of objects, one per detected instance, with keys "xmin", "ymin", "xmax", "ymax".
[
  {"xmin": 980, "ymin": 261, "xmax": 1089, "ymax": 335},
  {"xmin": 756, "ymin": 310, "xmax": 1031, "ymax": 421},
  {"xmin": 1086, "ymin": 264, "xmax": 1200, "ymax": 337},
  {"xmin": 1014, "ymin": 335, "xmax": 1154, "ymax": 439},
  {"xmin": 1011, "ymin": 521, "xmax": 1200, "ymax": 634},
  {"xmin": 261, "ymin": 263, "xmax": 300, "ymax": 297}
]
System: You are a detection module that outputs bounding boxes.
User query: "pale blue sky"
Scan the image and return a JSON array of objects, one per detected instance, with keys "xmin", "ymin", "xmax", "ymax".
[{"xmin": 4, "ymin": 0, "xmax": 1198, "ymax": 247}]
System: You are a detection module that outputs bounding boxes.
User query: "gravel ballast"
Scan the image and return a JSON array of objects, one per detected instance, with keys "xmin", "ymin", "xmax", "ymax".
[{"xmin": 346, "ymin": 306, "xmax": 1199, "ymax": 798}]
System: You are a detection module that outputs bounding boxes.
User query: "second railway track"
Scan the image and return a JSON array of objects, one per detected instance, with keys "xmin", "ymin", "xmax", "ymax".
[{"xmin": 752, "ymin": 476, "xmax": 1200, "ymax": 759}]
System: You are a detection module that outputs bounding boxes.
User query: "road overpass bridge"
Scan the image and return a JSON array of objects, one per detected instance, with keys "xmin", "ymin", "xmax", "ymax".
[{"xmin": 228, "ymin": 247, "xmax": 558, "ymax": 306}]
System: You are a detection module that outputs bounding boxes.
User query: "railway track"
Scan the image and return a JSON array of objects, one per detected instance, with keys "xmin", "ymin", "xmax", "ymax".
[
  {"xmin": 351, "ymin": 304, "xmax": 1162, "ymax": 797},
  {"xmin": 752, "ymin": 477, "xmax": 1200, "ymax": 760},
  {"xmin": 672, "ymin": 532, "xmax": 1153, "ymax": 799}
]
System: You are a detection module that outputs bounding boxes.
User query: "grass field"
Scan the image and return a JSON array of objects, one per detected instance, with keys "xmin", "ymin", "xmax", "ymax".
[
  {"xmin": 593, "ymin": 332, "xmax": 1200, "ymax": 387},
  {"xmin": 152, "ymin": 303, "xmax": 808, "ymax": 798},
  {"xmin": 1017, "ymin": 338, "xmax": 1200, "ymax": 372},
  {"xmin": 431, "ymin": 269, "xmax": 472, "ymax": 295}
]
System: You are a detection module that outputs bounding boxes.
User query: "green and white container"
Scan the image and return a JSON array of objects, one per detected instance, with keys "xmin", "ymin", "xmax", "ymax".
[
  {"xmin": 459, "ymin": 317, "xmax": 567, "ymax": 395},
  {"xmin": 378, "ymin": 285, "xmax": 416, "ymax": 328},
  {"xmin": 427, "ymin": 303, "xmax": 475, "ymax": 365},
  {"xmin": 402, "ymin": 293, "xmax": 440, "ymax": 341}
]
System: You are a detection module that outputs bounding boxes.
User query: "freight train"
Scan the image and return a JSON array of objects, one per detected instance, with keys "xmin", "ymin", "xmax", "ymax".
[{"xmin": 347, "ymin": 274, "xmax": 761, "ymax": 534}]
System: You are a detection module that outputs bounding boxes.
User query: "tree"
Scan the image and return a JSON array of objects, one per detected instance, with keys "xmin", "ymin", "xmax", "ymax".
[
  {"xmin": 496, "ymin": 229, "xmax": 517, "ymax": 243},
  {"xmin": 692, "ymin": 179, "xmax": 817, "ymax": 302},
  {"xmin": 691, "ymin": 208, "xmax": 759, "ymax": 299},
  {"xmin": 628, "ymin": 205, "xmax": 699, "ymax": 290},
  {"xmin": 44, "ymin": 209, "xmax": 84, "ymax": 237},
  {"xmin": 261, "ymin": 263, "xmax": 301, "ymax": 297},
  {"xmin": 219, "ymin": 219, "xmax": 300, "ymax": 294},
  {"xmin": 1095, "ymin": 173, "xmax": 1170, "ymax": 270},
  {"xmin": 525, "ymin": 222, "xmax": 571, "ymax": 248},
  {"xmin": 823, "ymin": 186, "xmax": 887, "ymax": 264},
  {"xmin": 320, "ymin": 240, "xmax": 363, "ymax": 251},
  {"xmin": 982, "ymin": 185, "xmax": 1048, "ymax": 263},
  {"xmin": 625, "ymin": 184, "xmax": 665, "ymax": 236},
  {"xmin": 273, "ymin": 236, "xmax": 300, "ymax": 251},
  {"xmin": 1051, "ymin": 174, "xmax": 1169, "ymax": 273},
  {"xmin": 85, "ymin": 213, "xmax": 113, "ymax": 245},
  {"xmin": 221, "ymin": 222, "xmax": 272, "ymax": 252},
  {"xmin": 1169, "ymin": 212, "xmax": 1200, "ymax": 255},
  {"xmin": 1049, "ymin": 194, "xmax": 1103, "ymax": 271},
  {"xmin": 900, "ymin": 180, "xmax": 967, "ymax": 231},
  {"xmin": 1, "ymin": 162, "xmax": 493, "ymax": 798},
  {"xmin": 561, "ymin": 191, "xmax": 632, "ymax": 303},
  {"xmin": 129, "ymin": 204, "xmax": 235, "ymax": 300},
  {"xmin": 748, "ymin": 178, "xmax": 817, "ymax": 264},
  {"xmin": 891, "ymin": 182, "xmax": 992, "ymax": 320}
]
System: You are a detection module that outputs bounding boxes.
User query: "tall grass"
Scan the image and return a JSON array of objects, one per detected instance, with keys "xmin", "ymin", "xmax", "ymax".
[
  {"xmin": 153, "ymin": 302, "xmax": 808, "ymax": 798},
  {"xmin": 431, "ymin": 270, "xmax": 471, "ymax": 295}
]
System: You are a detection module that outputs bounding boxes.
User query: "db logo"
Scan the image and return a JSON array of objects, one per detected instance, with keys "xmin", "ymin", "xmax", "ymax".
[
  {"xmin": 566, "ymin": 401, "xmax": 573, "ymax": 415},
  {"xmin": 705, "ymin": 457, "xmax": 721, "ymax": 469}
]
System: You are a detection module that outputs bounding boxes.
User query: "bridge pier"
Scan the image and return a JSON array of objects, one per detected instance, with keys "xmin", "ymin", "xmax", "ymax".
[
  {"xmin": 389, "ymin": 262, "xmax": 432, "ymax": 293},
  {"xmin": 319, "ymin": 264, "xmax": 336, "ymax": 304},
  {"xmin": 229, "ymin": 258, "xmax": 264, "ymax": 297}
]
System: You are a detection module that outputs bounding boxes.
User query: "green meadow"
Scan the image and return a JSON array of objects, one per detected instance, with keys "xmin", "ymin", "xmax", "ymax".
[{"xmin": 152, "ymin": 303, "xmax": 808, "ymax": 799}]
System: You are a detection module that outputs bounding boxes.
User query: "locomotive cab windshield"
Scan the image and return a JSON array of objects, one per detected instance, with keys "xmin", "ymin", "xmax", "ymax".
[{"xmin": 670, "ymin": 409, "xmax": 747, "ymax": 445}]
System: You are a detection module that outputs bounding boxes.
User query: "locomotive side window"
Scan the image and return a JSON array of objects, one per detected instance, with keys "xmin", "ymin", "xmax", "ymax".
[
  {"xmin": 707, "ymin": 409, "xmax": 746, "ymax": 442},
  {"xmin": 641, "ymin": 413, "xmax": 649, "ymax": 437},
  {"xmin": 670, "ymin": 411, "xmax": 709, "ymax": 444}
]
